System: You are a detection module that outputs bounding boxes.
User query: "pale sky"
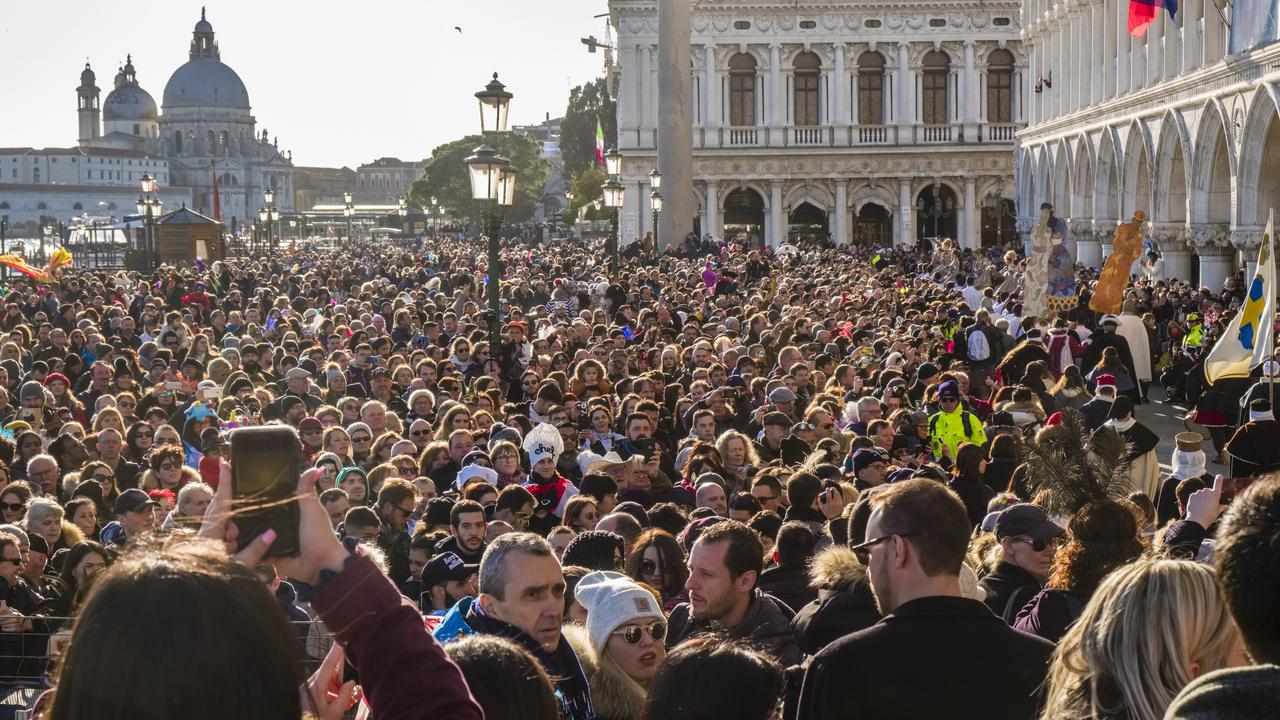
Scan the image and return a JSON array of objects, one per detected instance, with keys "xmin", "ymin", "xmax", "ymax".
[{"xmin": 0, "ymin": 0, "xmax": 612, "ymax": 168}]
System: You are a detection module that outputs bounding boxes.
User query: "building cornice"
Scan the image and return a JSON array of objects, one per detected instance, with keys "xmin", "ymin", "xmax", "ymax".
[{"xmin": 1019, "ymin": 43, "xmax": 1280, "ymax": 144}]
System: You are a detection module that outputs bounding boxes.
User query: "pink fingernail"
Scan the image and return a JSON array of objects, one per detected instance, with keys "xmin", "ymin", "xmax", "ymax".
[{"xmin": 261, "ymin": 529, "xmax": 277, "ymax": 544}]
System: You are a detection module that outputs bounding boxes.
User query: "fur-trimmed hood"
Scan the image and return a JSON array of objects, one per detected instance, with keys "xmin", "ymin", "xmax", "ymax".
[
  {"xmin": 563, "ymin": 624, "xmax": 646, "ymax": 720},
  {"xmin": 809, "ymin": 546, "xmax": 867, "ymax": 591}
]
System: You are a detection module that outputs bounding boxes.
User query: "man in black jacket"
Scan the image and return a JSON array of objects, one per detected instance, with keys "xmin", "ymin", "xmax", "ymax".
[
  {"xmin": 797, "ymin": 479, "xmax": 1053, "ymax": 720},
  {"xmin": 375, "ymin": 479, "xmax": 416, "ymax": 586},
  {"xmin": 980, "ymin": 503, "xmax": 1063, "ymax": 623}
]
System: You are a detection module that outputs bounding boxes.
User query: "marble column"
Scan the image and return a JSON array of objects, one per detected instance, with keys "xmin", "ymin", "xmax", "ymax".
[
  {"xmin": 769, "ymin": 181, "xmax": 785, "ymax": 248},
  {"xmin": 1096, "ymin": 227, "xmax": 1116, "ymax": 263},
  {"xmin": 963, "ymin": 177, "xmax": 978, "ymax": 249},
  {"xmin": 899, "ymin": 178, "xmax": 914, "ymax": 248},
  {"xmin": 833, "ymin": 44, "xmax": 847, "ymax": 134},
  {"xmin": 1116, "ymin": 0, "xmax": 1130, "ymax": 95},
  {"xmin": 1017, "ymin": 217, "xmax": 1035, "ymax": 256},
  {"xmin": 768, "ymin": 44, "xmax": 784, "ymax": 145},
  {"xmin": 619, "ymin": 44, "xmax": 638, "ymax": 135},
  {"xmin": 704, "ymin": 180, "xmax": 720, "ymax": 241},
  {"xmin": 962, "ymin": 41, "xmax": 977, "ymax": 138},
  {"xmin": 703, "ymin": 44, "xmax": 717, "ymax": 129},
  {"xmin": 1152, "ymin": 222, "xmax": 1192, "ymax": 281},
  {"xmin": 1190, "ymin": 222, "xmax": 1234, "ymax": 291},
  {"xmin": 657, "ymin": 0, "xmax": 693, "ymax": 250},
  {"xmin": 1074, "ymin": 220, "xmax": 1101, "ymax": 268},
  {"xmin": 834, "ymin": 179, "xmax": 849, "ymax": 246},
  {"xmin": 1232, "ymin": 225, "xmax": 1266, "ymax": 279},
  {"xmin": 897, "ymin": 42, "xmax": 911, "ymax": 128}
]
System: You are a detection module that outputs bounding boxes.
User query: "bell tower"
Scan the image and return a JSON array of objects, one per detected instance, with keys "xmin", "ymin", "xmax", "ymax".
[{"xmin": 77, "ymin": 62, "xmax": 101, "ymax": 143}]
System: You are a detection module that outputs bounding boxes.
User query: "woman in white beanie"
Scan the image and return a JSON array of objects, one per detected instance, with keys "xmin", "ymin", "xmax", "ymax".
[{"xmin": 564, "ymin": 571, "xmax": 667, "ymax": 720}]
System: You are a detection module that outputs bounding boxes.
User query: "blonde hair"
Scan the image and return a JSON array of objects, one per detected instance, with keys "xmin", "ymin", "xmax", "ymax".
[{"xmin": 1041, "ymin": 558, "xmax": 1240, "ymax": 720}]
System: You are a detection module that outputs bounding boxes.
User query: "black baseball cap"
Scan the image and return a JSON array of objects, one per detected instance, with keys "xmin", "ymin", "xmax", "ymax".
[
  {"xmin": 421, "ymin": 552, "xmax": 478, "ymax": 588},
  {"xmin": 113, "ymin": 488, "xmax": 158, "ymax": 515},
  {"xmin": 994, "ymin": 503, "xmax": 1064, "ymax": 542}
]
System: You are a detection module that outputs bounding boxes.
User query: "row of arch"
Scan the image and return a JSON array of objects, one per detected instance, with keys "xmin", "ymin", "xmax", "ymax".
[
  {"xmin": 726, "ymin": 48, "xmax": 1015, "ymax": 126},
  {"xmin": 1018, "ymin": 86, "xmax": 1280, "ymax": 239}
]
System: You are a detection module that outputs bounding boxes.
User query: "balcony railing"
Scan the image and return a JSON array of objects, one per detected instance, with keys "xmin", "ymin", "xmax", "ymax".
[
  {"xmin": 726, "ymin": 126, "xmax": 764, "ymax": 147},
  {"xmin": 918, "ymin": 124, "xmax": 954, "ymax": 143},
  {"xmin": 790, "ymin": 126, "xmax": 829, "ymax": 146},
  {"xmin": 986, "ymin": 123, "xmax": 1018, "ymax": 142},
  {"xmin": 857, "ymin": 125, "xmax": 893, "ymax": 145}
]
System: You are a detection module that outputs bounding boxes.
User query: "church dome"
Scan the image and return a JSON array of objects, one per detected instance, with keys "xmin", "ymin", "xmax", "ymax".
[
  {"xmin": 104, "ymin": 84, "xmax": 159, "ymax": 121},
  {"xmin": 162, "ymin": 9, "xmax": 250, "ymax": 111},
  {"xmin": 162, "ymin": 59, "xmax": 250, "ymax": 110}
]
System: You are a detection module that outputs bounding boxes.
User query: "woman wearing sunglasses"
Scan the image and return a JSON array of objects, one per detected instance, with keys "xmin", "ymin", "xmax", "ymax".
[{"xmin": 566, "ymin": 571, "xmax": 667, "ymax": 720}]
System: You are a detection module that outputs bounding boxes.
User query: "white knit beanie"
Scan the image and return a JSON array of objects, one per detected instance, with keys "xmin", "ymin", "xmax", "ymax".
[{"xmin": 573, "ymin": 571, "xmax": 665, "ymax": 654}]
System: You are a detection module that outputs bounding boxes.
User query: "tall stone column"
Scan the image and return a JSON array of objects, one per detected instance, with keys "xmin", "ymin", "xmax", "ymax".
[
  {"xmin": 1016, "ymin": 217, "xmax": 1034, "ymax": 256},
  {"xmin": 1232, "ymin": 225, "xmax": 1266, "ymax": 279},
  {"xmin": 704, "ymin": 180, "xmax": 720, "ymax": 241},
  {"xmin": 963, "ymin": 176, "xmax": 978, "ymax": 250},
  {"xmin": 1190, "ymin": 222, "xmax": 1234, "ymax": 291},
  {"xmin": 833, "ymin": 44, "xmax": 847, "ymax": 142},
  {"xmin": 657, "ymin": 0, "xmax": 693, "ymax": 251},
  {"xmin": 768, "ymin": 44, "xmax": 784, "ymax": 145},
  {"xmin": 833, "ymin": 180, "xmax": 848, "ymax": 246},
  {"xmin": 1151, "ymin": 222, "xmax": 1192, "ymax": 281},
  {"xmin": 1095, "ymin": 227, "xmax": 1115, "ymax": 263},
  {"xmin": 1074, "ymin": 221, "xmax": 1100, "ymax": 268},
  {"xmin": 899, "ymin": 178, "xmax": 914, "ymax": 248},
  {"xmin": 769, "ymin": 181, "xmax": 785, "ymax": 248},
  {"xmin": 962, "ymin": 41, "xmax": 977, "ymax": 139}
]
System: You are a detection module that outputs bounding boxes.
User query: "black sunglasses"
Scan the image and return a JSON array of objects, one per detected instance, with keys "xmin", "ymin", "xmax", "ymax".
[
  {"xmin": 612, "ymin": 622, "xmax": 666, "ymax": 645},
  {"xmin": 852, "ymin": 532, "xmax": 922, "ymax": 563},
  {"xmin": 639, "ymin": 559, "xmax": 665, "ymax": 576},
  {"xmin": 0, "ymin": 558, "xmax": 22, "ymax": 566},
  {"xmin": 0, "ymin": 502, "xmax": 24, "ymax": 512},
  {"xmin": 1012, "ymin": 536, "xmax": 1059, "ymax": 552}
]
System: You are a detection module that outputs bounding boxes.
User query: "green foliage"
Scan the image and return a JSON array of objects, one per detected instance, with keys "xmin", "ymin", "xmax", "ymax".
[
  {"xmin": 560, "ymin": 77, "xmax": 615, "ymax": 180},
  {"xmin": 567, "ymin": 165, "xmax": 608, "ymax": 221},
  {"xmin": 407, "ymin": 133, "xmax": 549, "ymax": 223}
]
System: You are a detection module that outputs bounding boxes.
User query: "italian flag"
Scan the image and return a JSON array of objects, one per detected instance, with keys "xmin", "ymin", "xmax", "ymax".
[{"xmin": 595, "ymin": 118, "xmax": 605, "ymax": 165}]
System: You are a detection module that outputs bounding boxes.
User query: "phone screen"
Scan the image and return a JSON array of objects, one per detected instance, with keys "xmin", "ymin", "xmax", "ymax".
[{"xmin": 231, "ymin": 427, "xmax": 301, "ymax": 556}]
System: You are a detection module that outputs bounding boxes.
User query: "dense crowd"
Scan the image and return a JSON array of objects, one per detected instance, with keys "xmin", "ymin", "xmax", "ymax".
[{"xmin": 0, "ymin": 226, "xmax": 1274, "ymax": 720}]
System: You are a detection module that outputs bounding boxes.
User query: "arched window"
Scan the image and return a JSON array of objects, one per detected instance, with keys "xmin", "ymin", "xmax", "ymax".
[
  {"xmin": 72, "ymin": 202, "xmax": 83, "ymax": 210},
  {"xmin": 793, "ymin": 52, "xmax": 821, "ymax": 126},
  {"xmin": 174, "ymin": 130, "xmax": 183, "ymax": 154},
  {"xmin": 922, "ymin": 51, "xmax": 950, "ymax": 125},
  {"xmin": 857, "ymin": 51, "xmax": 885, "ymax": 125},
  {"xmin": 987, "ymin": 49, "xmax": 1014, "ymax": 123},
  {"xmin": 729, "ymin": 53, "xmax": 757, "ymax": 127},
  {"xmin": 207, "ymin": 130, "xmax": 217, "ymax": 154}
]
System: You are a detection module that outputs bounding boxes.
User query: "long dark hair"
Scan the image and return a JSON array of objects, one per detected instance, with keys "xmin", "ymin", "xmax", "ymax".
[
  {"xmin": 1049, "ymin": 500, "xmax": 1145, "ymax": 594},
  {"xmin": 642, "ymin": 636, "xmax": 784, "ymax": 720},
  {"xmin": 443, "ymin": 635, "xmax": 560, "ymax": 720},
  {"xmin": 625, "ymin": 528, "xmax": 689, "ymax": 601},
  {"xmin": 50, "ymin": 538, "xmax": 306, "ymax": 720},
  {"xmin": 951, "ymin": 443, "xmax": 985, "ymax": 483}
]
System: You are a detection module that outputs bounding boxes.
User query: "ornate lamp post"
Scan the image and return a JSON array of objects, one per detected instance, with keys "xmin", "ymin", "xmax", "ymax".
[
  {"xmin": 263, "ymin": 188, "xmax": 277, "ymax": 254},
  {"xmin": 649, "ymin": 169, "xmax": 661, "ymax": 250},
  {"xmin": 398, "ymin": 194, "xmax": 409, "ymax": 240},
  {"xmin": 138, "ymin": 172, "xmax": 162, "ymax": 268},
  {"xmin": 468, "ymin": 72, "xmax": 514, "ymax": 352},
  {"xmin": 343, "ymin": 191, "xmax": 354, "ymax": 242}
]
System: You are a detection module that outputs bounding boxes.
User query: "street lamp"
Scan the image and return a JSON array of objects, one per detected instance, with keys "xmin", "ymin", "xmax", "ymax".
[
  {"xmin": 475, "ymin": 73, "xmax": 513, "ymax": 134},
  {"xmin": 139, "ymin": 172, "xmax": 161, "ymax": 269},
  {"xmin": 430, "ymin": 195, "xmax": 439, "ymax": 236},
  {"xmin": 263, "ymin": 188, "xmax": 277, "ymax": 254},
  {"xmin": 398, "ymin": 194, "xmax": 409, "ymax": 240},
  {"xmin": 650, "ymin": 190, "xmax": 663, "ymax": 253},
  {"xmin": 603, "ymin": 176, "xmax": 624, "ymax": 276},
  {"xmin": 343, "ymin": 191, "xmax": 354, "ymax": 243}
]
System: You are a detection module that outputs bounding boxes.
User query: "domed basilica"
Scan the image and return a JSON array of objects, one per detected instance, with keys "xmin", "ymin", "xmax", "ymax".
[{"xmin": 77, "ymin": 8, "xmax": 293, "ymax": 227}]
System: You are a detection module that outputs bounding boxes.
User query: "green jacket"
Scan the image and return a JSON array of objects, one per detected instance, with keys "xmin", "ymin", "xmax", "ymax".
[{"xmin": 929, "ymin": 406, "xmax": 987, "ymax": 458}]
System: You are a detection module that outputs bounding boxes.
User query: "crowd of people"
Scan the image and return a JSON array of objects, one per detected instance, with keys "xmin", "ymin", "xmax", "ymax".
[{"xmin": 0, "ymin": 227, "xmax": 1273, "ymax": 720}]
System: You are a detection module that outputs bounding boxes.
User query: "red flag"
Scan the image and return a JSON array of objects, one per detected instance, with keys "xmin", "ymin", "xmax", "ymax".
[{"xmin": 211, "ymin": 160, "xmax": 222, "ymax": 221}]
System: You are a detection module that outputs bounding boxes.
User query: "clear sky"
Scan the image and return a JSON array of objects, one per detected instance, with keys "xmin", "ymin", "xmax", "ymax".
[{"xmin": 0, "ymin": 0, "xmax": 612, "ymax": 168}]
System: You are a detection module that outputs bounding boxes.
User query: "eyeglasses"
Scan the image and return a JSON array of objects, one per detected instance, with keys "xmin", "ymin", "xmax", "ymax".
[
  {"xmin": 0, "ymin": 557, "xmax": 22, "ymax": 566},
  {"xmin": 752, "ymin": 494, "xmax": 778, "ymax": 503},
  {"xmin": 1011, "ymin": 536, "xmax": 1060, "ymax": 552},
  {"xmin": 92, "ymin": 473, "xmax": 114, "ymax": 482},
  {"xmin": 639, "ymin": 559, "xmax": 665, "ymax": 576},
  {"xmin": 411, "ymin": 430, "xmax": 431, "ymax": 437},
  {"xmin": 352, "ymin": 435, "xmax": 372, "ymax": 443},
  {"xmin": 852, "ymin": 532, "xmax": 921, "ymax": 564},
  {"xmin": 0, "ymin": 502, "xmax": 25, "ymax": 512},
  {"xmin": 939, "ymin": 397, "xmax": 959, "ymax": 404},
  {"xmin": 612, "ymin": 622, "xmax": 666, "ymax": 645},
  {"xmin": 159, "ymin": 462, "xmax": 179, "ymax": 471}
]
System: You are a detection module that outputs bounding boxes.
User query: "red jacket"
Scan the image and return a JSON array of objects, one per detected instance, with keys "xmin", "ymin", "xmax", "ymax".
[{"xmin": 311, "ymin": 551, "xmax": 483, "ymax": 720}]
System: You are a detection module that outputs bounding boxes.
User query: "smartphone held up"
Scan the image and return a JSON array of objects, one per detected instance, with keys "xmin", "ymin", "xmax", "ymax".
[{"xmin": 230, "ymin": 426, "xmax": 303, "ymax": 557}]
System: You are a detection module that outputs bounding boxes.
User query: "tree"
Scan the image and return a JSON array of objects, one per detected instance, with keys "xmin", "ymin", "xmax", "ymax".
[
  {"xmin": 566, "ymin": 165, "xmax": 608, "ymax": 222},
  {"xmin": 407, "ymin": 133, "xmax": 549, "ymax": 224},
  {"xmin": 560, "ymin": 78, "xmax": 616, "ymax": 181}
]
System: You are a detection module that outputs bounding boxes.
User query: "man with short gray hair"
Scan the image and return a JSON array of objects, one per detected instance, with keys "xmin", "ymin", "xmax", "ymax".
[{"xmin": 433, "ymin": 532, "xmax": 594, "ymax": 720}]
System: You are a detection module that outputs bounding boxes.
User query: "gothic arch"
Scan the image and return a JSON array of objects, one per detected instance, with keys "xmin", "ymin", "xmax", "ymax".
[
  {"xmin": 1190, "ymin": 99, "xmax": 1236, "ymax": 225},
  {"xmin": 1235, "ymin": 85, "xmax": 1280, "ymax": 227},
  {"xmin": 850, "ymin": 181, "xmax": 898, "ymax": 214},
  {"xmin": 1071, "ymin": 134, "xmax": 1096, "ymax": 219},
  {"xmin": 720, "ymin": 181, "xmax": 773, "ymax": 212},
  {"xmin": 1121, "ymin": 119, "xmax": 1155, "ymax": 218},
  {"xmin": 1153, "ymin": 109, "xmax": 1193, "ymax": 223},
  {"xmin": 1052, "ymin": 140, "xmax": 1073, "ymax": 214},
  {"xmin": 1094, "ymin": 127, "xmax": 1122, "ymax": 223}
]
